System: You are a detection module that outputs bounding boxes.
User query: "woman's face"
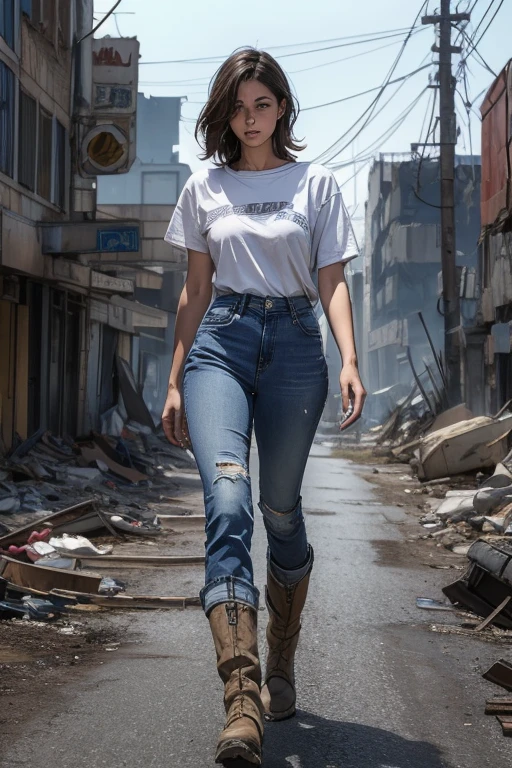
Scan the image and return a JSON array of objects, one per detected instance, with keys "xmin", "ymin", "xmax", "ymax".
[{"xmin": 229, "ymin": 79, "xmax": 286, "ymax": 151}]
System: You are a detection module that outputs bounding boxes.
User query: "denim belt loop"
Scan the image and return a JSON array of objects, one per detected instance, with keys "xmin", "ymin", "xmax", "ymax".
[
  {"xmin": 238, "ymin": 293, "xmax": 250, "ymax": 317},
  {"xmin": 286, "ymin": 296, "xmax": 298, "ymax": 323}
]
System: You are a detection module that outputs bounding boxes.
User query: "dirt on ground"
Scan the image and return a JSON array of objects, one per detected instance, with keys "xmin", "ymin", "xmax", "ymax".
[
  {"xmin": 0, "ymin": 612, "xmax": 125, "ymax": 729},
  {"xmin": 344, "ymin": 453, "xmax": 474, "ymax": 572}
]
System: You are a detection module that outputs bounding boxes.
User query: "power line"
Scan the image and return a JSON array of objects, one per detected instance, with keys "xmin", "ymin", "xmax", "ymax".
[
  {"xmin": 467, "ymin": 0, "xmax": 497, "ymax": 41},
  {"xmin": 76, "ymin": 0, "xmax": 123, "ymax": 45},
  {"xmin": 138, "ymin": 28, "xmax": 428, "ymax": 87},
  {"xmin": 139, "ymin": 28, "xmax": 426, "ymax": 66},
  {"xmin": 334, "ymin": 91, "xmax": 429, "ymax": 189},
  {"xmin": 139, "ymin": 30, "xmax": 427, "ymax": 92},
  {"xmin": 288, "ymin": 29, "xmax": 427, "ymax": 73},
  {"xmin": 181, "ymin": 62, "xmax": 432, "ymax": 112},
  {"xmin": 257, "ymin": 26, "xmax": 423, "ymax": 52},
  {"xmin": 313, "ymin": 2, "xmax": 430, "ymax": 165},
  {"xmin": 470, "ymin": 0, "xmax": 505, "ymax": 49},
  {"xmin": 313, "ymin": 62, "xmax": 430, "ymax": 165},
  {"xmin": 329, "ymin": 88, "xmax": 429, "ymax": 171},
  {"xmin": 313, "ymin": 0, "xmax": 430, "ymax": 164},
  {"xmin": 414, "ymin": 84, "xmax": 439, "ymax": 195},
  {"xmin": 301, "ymin": 64, "xmax": 432, "ymax": 111},
  {"xmin": 455, "ymin": 24, "xmax": 497, "ymax": 75}
]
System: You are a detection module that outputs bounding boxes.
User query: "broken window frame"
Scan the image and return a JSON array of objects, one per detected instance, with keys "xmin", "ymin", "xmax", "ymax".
[
  {"xmin": 53, "ymin": 116, "xmax": 66, "ymax": 209},
  {"xmin": 37, "ymin": 104, "xmax": 53, "ymax": 200},
  {"xmin": 0, "ymin": 59, "xmax": 15, "ymax": 177},
  {"xmin": 18, "ymin": 86, "xmax": 37, "ymax": 190}
]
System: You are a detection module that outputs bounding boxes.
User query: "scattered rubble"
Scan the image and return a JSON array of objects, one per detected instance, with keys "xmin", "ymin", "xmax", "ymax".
[{"xmin": 0, "ymin": 424, "xmax": 204, "ymax": 635}]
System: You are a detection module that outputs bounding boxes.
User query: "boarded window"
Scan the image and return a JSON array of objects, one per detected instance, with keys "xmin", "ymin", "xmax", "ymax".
[
  {"xmin": 38, "ymin": 107, "xmax": 52, "ymax": 200},
  {"xmin": 54, "ymin": 119, "xmax": 66, "ymax": 209},
  {"xmin": 0, "ymin": 62, "xmax": 15, "ymax": 177},
  {"xmin": 18, "ymin": 89, "xmax": 37, "ymax": 189},
  {"xmin": 0, "ymin": 0, "xmax": 15, "ymax": 48}
]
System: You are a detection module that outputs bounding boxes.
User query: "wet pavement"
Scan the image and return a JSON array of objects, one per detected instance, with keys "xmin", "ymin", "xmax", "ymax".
[{"xmin": 2, "ymin": 446, "xmax": 510, "ymax": 768}]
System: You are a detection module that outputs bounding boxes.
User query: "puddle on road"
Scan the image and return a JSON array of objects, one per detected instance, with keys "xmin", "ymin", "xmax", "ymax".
[
  {"xmin": 0, "ymin": 645, "xmax": 33, "ymax": 663},
  {"xmin": 371, "ymin": 539, "xmax": 422, "ymax": 569}
]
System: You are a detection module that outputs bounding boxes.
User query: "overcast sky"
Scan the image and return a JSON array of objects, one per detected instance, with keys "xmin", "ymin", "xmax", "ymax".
[{"xmin": 93, "ymin": 0, "xmax": 511, "ymax": 215}]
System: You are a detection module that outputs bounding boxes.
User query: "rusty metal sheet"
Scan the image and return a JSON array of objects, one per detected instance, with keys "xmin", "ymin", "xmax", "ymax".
[{"xmin": 480, "ymin": 60, "xmax": 512, "ymax": 227}]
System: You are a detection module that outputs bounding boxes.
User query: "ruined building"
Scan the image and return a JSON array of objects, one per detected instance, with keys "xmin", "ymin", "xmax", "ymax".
[{"xmin": 362, "ymin": 154, "xmax": 482, "ymax": 417}]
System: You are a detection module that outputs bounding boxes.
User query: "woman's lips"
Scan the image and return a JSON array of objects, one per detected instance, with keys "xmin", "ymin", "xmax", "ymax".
[{"xmin": 245, "ymin": 130, "xmax": 260, "ymax": 137}]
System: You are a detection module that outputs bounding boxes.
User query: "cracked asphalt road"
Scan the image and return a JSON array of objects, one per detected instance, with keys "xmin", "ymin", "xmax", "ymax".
[{"xmin": 2, "ymin": 446, "xmax": 510, "ymax": 768}]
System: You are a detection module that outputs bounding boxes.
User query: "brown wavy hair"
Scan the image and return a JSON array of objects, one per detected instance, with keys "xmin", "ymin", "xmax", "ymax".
[{"xmin": 195, "ymin": 48, "xmax": 305, "ymax": 167}]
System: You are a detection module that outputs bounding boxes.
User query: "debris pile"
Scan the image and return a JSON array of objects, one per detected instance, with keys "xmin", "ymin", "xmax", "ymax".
[
  {"xmin": 0, "ymin": 417, "xmax": 206, "ymax": 629},
  {"xmin": 414, "ymin": 454, "xmax": 512, "ymax": 553},
  {"xmin": 0, "ymin": 424, "xmax": 196, "ymax": 536}
]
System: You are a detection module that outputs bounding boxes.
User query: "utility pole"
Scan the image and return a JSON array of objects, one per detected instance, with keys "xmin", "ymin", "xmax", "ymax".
[{"xmin": 422, "ymin": 0, "xmax": 469, "ymax": 406}]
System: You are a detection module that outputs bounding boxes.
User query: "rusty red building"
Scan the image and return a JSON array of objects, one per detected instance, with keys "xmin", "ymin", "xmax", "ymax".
[{"xmin": 479, "ymin": 60, "xmax": 512, "ymax": 411}]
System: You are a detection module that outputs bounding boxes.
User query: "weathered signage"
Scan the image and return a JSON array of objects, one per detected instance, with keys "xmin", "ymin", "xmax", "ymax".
[{"xmin": 79, "ymin": 37, "xmax": 139, "ymax": 177}]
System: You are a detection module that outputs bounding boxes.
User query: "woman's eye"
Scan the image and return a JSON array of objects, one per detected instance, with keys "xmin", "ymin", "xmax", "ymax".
[{"xmin": 257, "ymin": 103, "xmax": 270, "ymax": 109}]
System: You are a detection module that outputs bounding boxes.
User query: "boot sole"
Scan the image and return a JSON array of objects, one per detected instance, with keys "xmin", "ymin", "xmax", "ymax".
[
  {"xmin": 215, "ymin": 738, "xmax": 262, "ymax": 765},
  {"xmin": 264, "ymin": 706, "xmax": 296, "ymax": 722}
]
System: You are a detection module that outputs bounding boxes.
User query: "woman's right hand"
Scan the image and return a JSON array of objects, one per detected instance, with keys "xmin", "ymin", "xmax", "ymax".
[{"xmin": 162, "ymin": 385, "xmax": 189, "ymax": 447}]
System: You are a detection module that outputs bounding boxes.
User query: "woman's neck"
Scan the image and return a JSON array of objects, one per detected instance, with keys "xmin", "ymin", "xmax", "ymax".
[{"xmin": 232, "ymin": 144, "xmax": 290, "ymax": 172}]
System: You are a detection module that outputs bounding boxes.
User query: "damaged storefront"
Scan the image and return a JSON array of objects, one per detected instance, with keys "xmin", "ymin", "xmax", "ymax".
[
  {"xmin": 479, "ymin": 59, "xmax": 512, "ymax": 413},
  {"xmin": 0, "ymin": 4, "xmax": 164, "ymax": 451}
]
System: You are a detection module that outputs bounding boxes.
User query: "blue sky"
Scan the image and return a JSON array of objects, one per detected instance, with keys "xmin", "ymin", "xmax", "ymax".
[{"xmin": 93, "ymin": 0, "xmax": 511, "ymax": 215}]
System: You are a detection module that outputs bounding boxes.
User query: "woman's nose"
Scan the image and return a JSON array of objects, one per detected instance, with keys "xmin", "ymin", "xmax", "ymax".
[{"xmin": 245, "ymin": 110, "xmax": 255, "ymax": 124}]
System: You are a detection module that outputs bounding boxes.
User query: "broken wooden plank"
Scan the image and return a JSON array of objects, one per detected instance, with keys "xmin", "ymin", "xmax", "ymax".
[
  {"xmin": 0, "ymin": 499, "xmax": 100, "ymax": 548},
  {"xmin": 485, "ymin": 699, "xmax": 512, "ymax": 715},
  {"xmin": 78, "ymin": 554, "xmax": 205, "ymax": 568},
  {"xmin": 497, "ymin": 716, "xmax": 512, "ymax": 737},
  {"xmin": 0, "ymin": 555, "xmax": 101, "ymax": 594},
  {"xmin": 50, "ymin": 588, "xmax": 201, "ymax": 609},
  {"xmin": 474, "ymin": 596, "xmax": 512, "ymax": 632},
  {"xmin": 77, "ymin": 441, "xmax": 148, "ymax": 484},
  {"xmin": 483, "ymin": 660, "xmax": 512, "ymax": 691}
]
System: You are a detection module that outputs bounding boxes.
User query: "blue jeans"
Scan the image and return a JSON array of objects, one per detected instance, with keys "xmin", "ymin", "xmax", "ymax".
[{"xmin": 183, "ymin": 293, "xmax": 328, "ymax": 615}]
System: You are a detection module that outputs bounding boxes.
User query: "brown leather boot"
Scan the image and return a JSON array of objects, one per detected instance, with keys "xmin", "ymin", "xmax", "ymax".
[
  {"xmin": 208, "ymin": 601, "xmax": 264, "ymax": 765},
  {"xmin": 261, "ymin": 555, "xmax": 313, "ymax": 721}
]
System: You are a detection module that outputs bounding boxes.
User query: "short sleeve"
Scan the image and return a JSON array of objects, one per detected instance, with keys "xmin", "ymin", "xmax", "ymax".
[
  {"xmin": 164, "ymin": 177, "xmax": 209, "ymax": 253},
  {"xmin": 311, "ymin": 171, "xmax": 358, "ymax": 270}
]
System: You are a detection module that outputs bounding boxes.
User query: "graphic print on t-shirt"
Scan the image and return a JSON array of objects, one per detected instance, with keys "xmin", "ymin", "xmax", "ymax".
[{"xmin": 206, "ymin": 202, "xmax": 309, "ymax": 235}]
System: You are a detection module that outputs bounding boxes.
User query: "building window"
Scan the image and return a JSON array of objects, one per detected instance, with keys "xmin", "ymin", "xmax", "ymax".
[
  {"xmin": 27, "ymin": 0, "xmax": 57, "ymax": 45},
  {"xmin": 37, "ymin": 106, "xmax": 52, "ymax": 200},
  {"xmin": 53, "ymin": 118, "xmax": 66, "ymax": 208},
  {"xmin": 18, "ymin": 89, "xmax": 37, "ymax": 190},
  {"xmin": 0, "ymin": 0, "xmax": 15, "ymax": 48},
  {"xmin": 0, "ymin": 61, "xmax": 15, "ymax": 177}
]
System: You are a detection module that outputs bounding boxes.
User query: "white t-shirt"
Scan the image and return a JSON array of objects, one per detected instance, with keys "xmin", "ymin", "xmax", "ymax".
[{"xmin": 164, "ymin": 161, "xmax": 357, "ymax": 302}]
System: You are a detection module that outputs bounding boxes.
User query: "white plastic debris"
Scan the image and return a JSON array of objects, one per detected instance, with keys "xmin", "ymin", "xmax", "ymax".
[{"xmin": 49, "ymin": 534, "xmax": 113, "ymax": 556}]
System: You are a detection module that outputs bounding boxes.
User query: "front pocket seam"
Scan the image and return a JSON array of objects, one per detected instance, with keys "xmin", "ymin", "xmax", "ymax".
[{"xmin": 294, "ymin": 314, "xmax": 321, "ymax": 337}]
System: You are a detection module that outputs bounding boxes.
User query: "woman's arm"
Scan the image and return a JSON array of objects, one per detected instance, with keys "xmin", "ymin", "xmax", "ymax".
[
  {"xmin": 162, "ymin": 249, "xmax": 215, "ymax": 445},
  {"xmin": 318, "ymin": 261, "xmax": 367, "ymax": 429}
]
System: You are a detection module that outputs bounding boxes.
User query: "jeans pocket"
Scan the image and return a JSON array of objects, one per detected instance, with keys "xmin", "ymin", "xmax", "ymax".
[
  {"xmin": 201, "ymin": 304, "xmax": 237, "ymax": 327},
  {"xmin": 294, "ymin": 308, "xmax": 322, "ymax": 337}
]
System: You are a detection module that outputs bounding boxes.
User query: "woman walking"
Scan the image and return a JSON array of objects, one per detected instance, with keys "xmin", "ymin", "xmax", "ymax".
[{"xmin": 162, "ymin": 48, "xmax": 366, "ymax": 765}]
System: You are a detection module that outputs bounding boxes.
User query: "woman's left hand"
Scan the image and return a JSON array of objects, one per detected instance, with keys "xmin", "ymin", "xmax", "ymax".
[{"xmin": 339, "ymin": 363, "xmax": 367, "ymax": 431}]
